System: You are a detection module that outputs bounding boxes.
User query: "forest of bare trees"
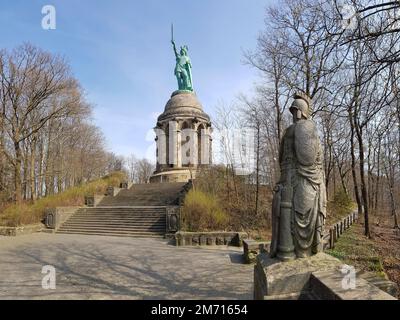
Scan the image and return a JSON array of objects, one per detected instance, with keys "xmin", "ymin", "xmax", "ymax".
[
  {"xmin": 125, "ymin": 154, "xmax": 155, "ymax": 184},
  {"xmin": 0, "ymin": 44, "xmax": 120, "ymax": 207},
  {"xmin": 230, "ymin": 0, "xmax": 400, "ymax": 237}
]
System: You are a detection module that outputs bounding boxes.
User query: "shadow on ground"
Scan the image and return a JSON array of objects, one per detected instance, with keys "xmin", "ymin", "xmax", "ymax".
[{"xmin": 0, "ymin": 234, "xmax": 253, "ymax": 300}]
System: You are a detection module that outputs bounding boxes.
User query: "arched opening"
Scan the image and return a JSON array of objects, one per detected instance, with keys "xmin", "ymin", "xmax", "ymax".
[{"xmin": 181, "ymin": 121, "xmax": 190, "ymax": 167}]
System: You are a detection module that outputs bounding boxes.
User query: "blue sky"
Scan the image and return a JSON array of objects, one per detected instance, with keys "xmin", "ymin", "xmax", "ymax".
[{"xmin": 0, "ymin": 0, "xmax": 270, "ymax": 159}]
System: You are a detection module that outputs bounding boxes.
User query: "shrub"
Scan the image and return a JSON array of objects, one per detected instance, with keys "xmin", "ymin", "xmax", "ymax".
[
  {"xmin": 191, "ymin": 166, "xmax": 271, "ymax": 233},
  {"xmin": 181, "ymin": 190, "xmax": 229, "ymax": 232},
  {"xmin": 327, "ymin": 189, "xmax": 356, "ymax": 222}
]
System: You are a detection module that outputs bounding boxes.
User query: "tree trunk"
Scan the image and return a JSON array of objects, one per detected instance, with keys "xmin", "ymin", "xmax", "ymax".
[
  {"xmin": 355, "ymin": 123, "xmax": 370, "ymax": 237},
  {"xmin": 14, "ymin": 141, "xmax": 22, "ymax": 204},
  {"xmin": 255, "ymin": 124, "xmax": 260, "ymax": 215},
  {"xmin": 374, "ymin": 139, "xmax": 381, "ymax": 211},
  {"xmin": 30, "ymin": 138, "xmax": 37, "ymax": 201},
  {"xmin": 349, "ymin": 113, "xmax": 362, "ymax": 218}
]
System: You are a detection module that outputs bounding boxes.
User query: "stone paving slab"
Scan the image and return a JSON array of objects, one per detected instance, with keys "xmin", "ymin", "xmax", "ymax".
[{"xmin": 0, "ymin": 234, "xmax": 253, "ymax": 300}]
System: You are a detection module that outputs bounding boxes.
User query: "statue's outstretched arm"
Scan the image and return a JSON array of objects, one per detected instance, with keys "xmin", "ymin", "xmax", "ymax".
[{"xmin": 171, "ymin": 40, "xmax": 178, "ymax": 58}]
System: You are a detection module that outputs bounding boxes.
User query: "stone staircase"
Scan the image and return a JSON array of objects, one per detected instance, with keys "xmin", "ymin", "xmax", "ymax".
[
  {"xmin": 98, "ymin": 182, "xmax": 187, "ymax": 206},
  {"xmin": 56, "ymin": 182, "xmax": 189, "ymax": 238}
]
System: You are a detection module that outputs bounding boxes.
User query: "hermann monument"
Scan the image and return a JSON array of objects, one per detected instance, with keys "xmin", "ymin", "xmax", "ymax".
[{"xmin": 150, "ymin": 27, "xmax": 212, "ymax": 183}]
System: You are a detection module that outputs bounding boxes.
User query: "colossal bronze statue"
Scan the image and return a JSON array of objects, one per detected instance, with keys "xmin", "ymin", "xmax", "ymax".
[
  {"xmin": 270, "ymin": 93, "xmax": 327, "ymax": 261},
  {"xmin": 171, "ymin": 24, "xmax": 193, "ymax": 92}
]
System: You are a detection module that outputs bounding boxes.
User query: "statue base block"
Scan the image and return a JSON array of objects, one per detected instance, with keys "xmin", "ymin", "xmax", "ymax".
[
  {"xmin": 254, "ymin": 252, "xmax": 342, "ymax": 300},
  {"xmin": 172, "ymin": 89, "xmax": 194, "ymax": 96},
  {"xmin": 254, "ymin": 252, "xmax": 396, "ymax": 300}
]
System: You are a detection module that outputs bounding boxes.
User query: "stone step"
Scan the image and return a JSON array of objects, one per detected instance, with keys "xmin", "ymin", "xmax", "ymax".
[
  {"xmin": 56, "ymin": 230, "xmax": 164, "ymax": 238},
  {"xmin": 74, "ymin": 212, "xmax": 165, "ymax": 215},
  {"xmin": 76, "ymin": 212, "xmax": 165, "ymax": 215},
  {"xmin": 55, "ymin": 183, "xmax": 190, "ymax": 239},
  {"xmin": 74, "ymin": 212, "xmax": 165, "ymax": 216},
  {"xmin": 69, "ymin": 221, "xmax": 164, "ymax": 224},
  {"xmin": 77, "ymin": 208, "xmax": 165, "ymax": 214},
  {"xmin": 63, "ymin": 220, "xmax": 165, "ymax": 227},
  {"xmin": 98, "ymin": 203, "xmax": 173, "ymax": 206},
  {"xmin": 79, "ymin": 209, "xmax": 166, "ymax": 211},
  {"xmin": 62, "ymin": 220, "xmax": 165, "ymax": 225},
  {"xmin": 96, "ymin": 182, "xmax": 187, "ymax": 207},
  {"xmin": 57, "ymin": 228, "xmax": 165, "ymax": 235},
  {"xmin": 59, "ymin": 225, "xmax": 165, "ymax": 231},
  {"xmin": 80, "ymin": 206, "xmax": 165, "ymax": 211},
  {"xmin": 67, "ymin": 216, "xmax": 165, "ymax": 222},
  {"xmin": 69, "ymin": 217, "xmax": 164, "ymax": 220},
  {"xmin": 73, "ymin": 213, "xmax": 165, "ymax": 220}
]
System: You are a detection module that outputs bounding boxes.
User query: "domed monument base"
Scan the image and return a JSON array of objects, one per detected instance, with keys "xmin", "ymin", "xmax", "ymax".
[
  {"xmin": 150, "ymin": 90, "xmax": 212, "ymax": 183},
  {"xmin": 149, "ymin": 168, "xmax": 195, "ymax": 183}
]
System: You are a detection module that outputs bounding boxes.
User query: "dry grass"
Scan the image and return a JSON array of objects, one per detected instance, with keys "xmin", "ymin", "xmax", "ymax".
[
  {"xmin": 326, "ymin": 220, "xmax": 400, "ymax": 299},
  {"xmin": 326, "ymin": 223, "xmax": 386, "ymax": 276},
  {"xmin": 0, "ymin": 171, "xmax": 126, "ymax": 227}
]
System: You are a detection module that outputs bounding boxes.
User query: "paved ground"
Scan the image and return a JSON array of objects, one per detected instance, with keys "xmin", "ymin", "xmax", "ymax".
[{"xmin": 0, "ymin": 234, "xmax": 253, "ymax": 300}]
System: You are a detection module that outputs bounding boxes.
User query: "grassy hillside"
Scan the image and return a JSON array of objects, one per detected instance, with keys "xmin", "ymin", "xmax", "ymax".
[{"xmin": 0, "ymin": 171, "xmax": 126, "ymax": 227}]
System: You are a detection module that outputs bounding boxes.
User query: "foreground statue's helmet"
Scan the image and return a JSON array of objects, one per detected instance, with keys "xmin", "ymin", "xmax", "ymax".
[{"xmin": 289, "ymin": 92, "xmax": 312, "ymax": 119}]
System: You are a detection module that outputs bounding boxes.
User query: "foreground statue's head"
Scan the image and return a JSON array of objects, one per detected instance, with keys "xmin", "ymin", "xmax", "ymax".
[{"xmin": 289, "ymin": 92, "xmax": 312, "ymax": 120}]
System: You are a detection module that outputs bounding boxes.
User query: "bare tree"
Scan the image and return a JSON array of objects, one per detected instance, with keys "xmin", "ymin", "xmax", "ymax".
[{"xmin": 0, "ymin": 43, "xmax": 118, "ymax": 206}]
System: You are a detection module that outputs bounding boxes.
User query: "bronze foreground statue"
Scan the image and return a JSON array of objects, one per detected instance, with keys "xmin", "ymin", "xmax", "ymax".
[{"xmin": 270, "ymin": 93, "xmax": 327, "ymax": 261}]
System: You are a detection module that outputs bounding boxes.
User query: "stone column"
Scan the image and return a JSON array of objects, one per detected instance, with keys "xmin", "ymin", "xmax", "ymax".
[
  {"xmin": 154, "ymin": 127, "xmax": 166, "ymax": 167},
  {"xmin": 169, "ymin": 121, "xmax": 178, "ymax": 166},
  {"xmin": 209, "ymin": 134, "xmax": 213, "ymax": 165},
  {"xmin": 208, "ymin": 126, "xmax": 213, "ymax": 165},
  {"xmin": 200, "ymin": 128, "xmax": 211, "ymax": 165},
  {"xmin": 190, "ymin": 128, "xmax": 198, "ymax": 166},
  {"xmin": 176, "ymin": 123, "xmax": 182, "ymax": 168},
  {"xmin": 181, "ymin": 125, "xmax": 197, "ymax": 167}
]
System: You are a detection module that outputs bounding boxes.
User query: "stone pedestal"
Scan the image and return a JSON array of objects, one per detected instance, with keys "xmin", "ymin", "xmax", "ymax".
[
  {"xmin": 254, "ymin": 252, "xmax": 342, "ymax": 300},
  {"xmin": 243, "ymin": 240, "xmax": 270, "ymax": 264},
  {"xmin": 150, "ymin": 90, "xmax": 212, "ymax": 183},
  {"xmin": 254, "ymin": 252, "xmax": 396, "ymax": 300}
]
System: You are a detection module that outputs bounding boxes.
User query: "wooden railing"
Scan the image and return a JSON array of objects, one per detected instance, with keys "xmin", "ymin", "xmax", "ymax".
[{"xmin": 323, "ymin": 211, "xmax": 359, "ymax": 250}]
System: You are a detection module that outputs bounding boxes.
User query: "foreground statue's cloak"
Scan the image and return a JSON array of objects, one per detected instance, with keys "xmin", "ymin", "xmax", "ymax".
[
  {"xmin": 270, "ymin": 118, "xmax": 326, "ymax": 259},
  {"xmin": 292, "ymin": 120, "xmax": 326, "ymax": 256}
]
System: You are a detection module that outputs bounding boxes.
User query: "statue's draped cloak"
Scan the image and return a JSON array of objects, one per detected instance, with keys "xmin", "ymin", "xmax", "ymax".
[
  {"xmin": 174, "ymin": 55, "xmax": 192, "ymax": 90},
  {"xmin": 293, "ymin": 120, "xmax": 326, "ymax": 256},
  {"xmin": 272, "ymin": 119, "xmax": 326, "ymax": 258}
]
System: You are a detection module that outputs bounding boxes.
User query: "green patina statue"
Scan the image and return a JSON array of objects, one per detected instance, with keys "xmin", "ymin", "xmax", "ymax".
[{"xmin": 171, "ymin": 25, "xmax": 193, "ymax": 92}]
